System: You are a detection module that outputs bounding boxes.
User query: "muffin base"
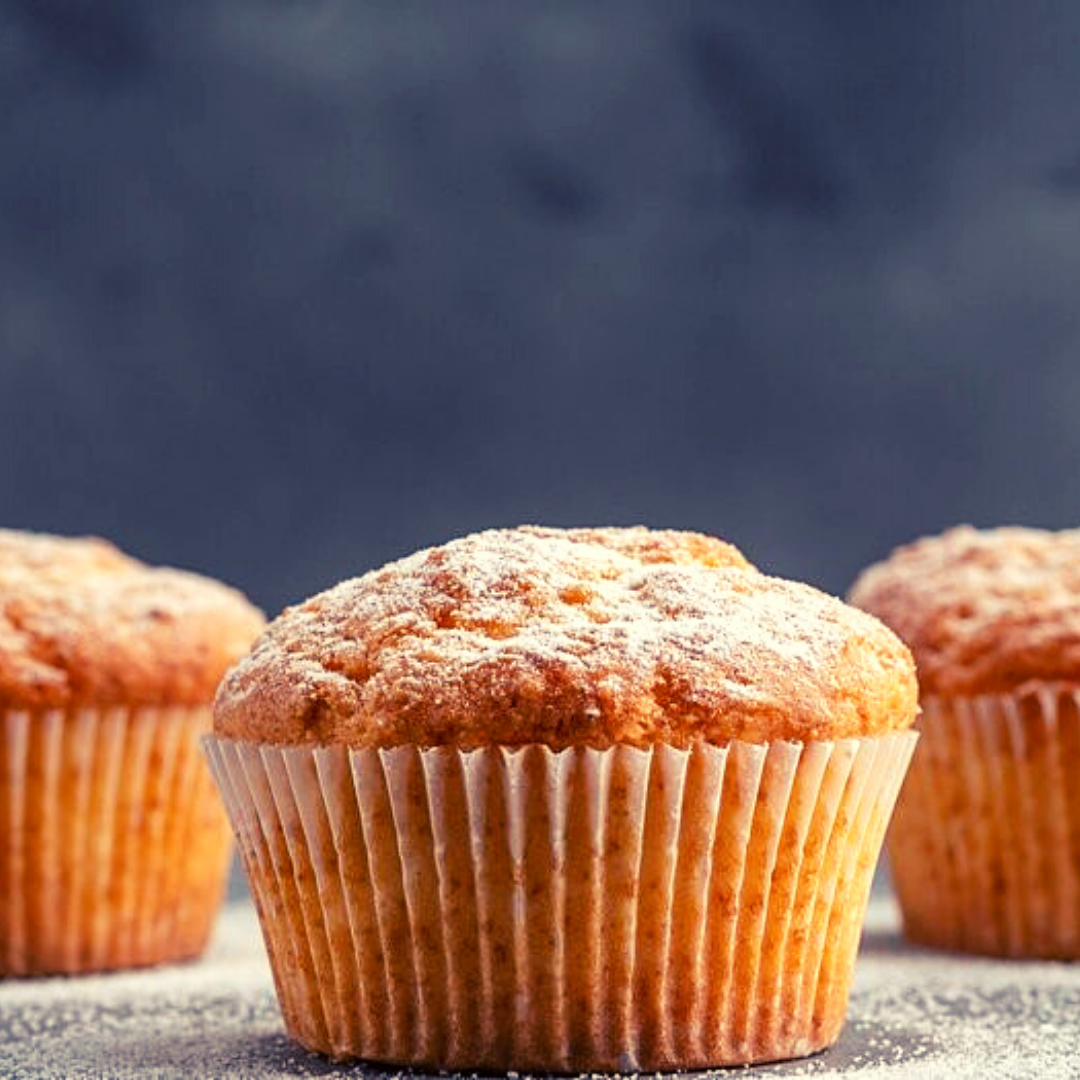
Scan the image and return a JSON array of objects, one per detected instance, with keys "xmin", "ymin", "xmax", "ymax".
[
  {"xmin": 206, "ymin": 732, "xmax": 916, "ymax": 1071},
  {"xmin": 889, "ymin": 686, "xmax": 1080, "ymax": 958},
  {"xmin": 0, "ymin": 706, "xmax": 232, "ymax": 975}
]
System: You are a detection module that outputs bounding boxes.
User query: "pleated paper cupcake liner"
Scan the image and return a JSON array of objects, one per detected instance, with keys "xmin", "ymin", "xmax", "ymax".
[
  {"xmin": 889, "ymin": 685, "xmax": 1080, "ymax": 958},
  {"xmin": 0, "ymin": 706, "xmax": 232, "ymax": 976},
  {"xmin": 206, "ymin": 730, "xmax": 916, "ymax": 1071}
]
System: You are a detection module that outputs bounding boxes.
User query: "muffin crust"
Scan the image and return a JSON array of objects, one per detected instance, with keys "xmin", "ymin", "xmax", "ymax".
[
  {"xmin": 215, "ymin": 525, "xmax": 916, "ymax": 748},
  {"xmin": 0, "ymin": 530, "xmax": 265, "ymax": 709},
  {"xmin": 849, "ymin": 525, "xmax": 1080, "ymax": 697}
]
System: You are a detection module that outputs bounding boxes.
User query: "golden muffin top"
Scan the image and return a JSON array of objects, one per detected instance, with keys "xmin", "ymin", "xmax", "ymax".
[
  {"xmin": 850, "ymin": 524, "xmax": 1080, "ymax": 697},
  {"xmin": 0, "ymin": 529, "xmax": 264, "ymax": 710},
  {"xmin": 215, "ymin": 525, "xmax": 917, "ymax": 749}
]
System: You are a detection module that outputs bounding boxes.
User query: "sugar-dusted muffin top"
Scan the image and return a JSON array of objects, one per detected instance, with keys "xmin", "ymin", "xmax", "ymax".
[
  {"xmin": 215, "ymin": 525, "xmax": 916, "ymax": 748},
  {"xmin": 0, "ymin": 529, "xmax": 265, "ymax": 709},
  {"xmin": 850, "ymin": 524, "xmax": 1080, "ymax": 697}
]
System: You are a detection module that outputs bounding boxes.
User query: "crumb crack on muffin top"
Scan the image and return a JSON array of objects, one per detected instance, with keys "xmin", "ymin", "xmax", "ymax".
[
  {"xmin": 0, "ymin": 529, "xmax": 265, "ymax": 708},
  {"xmin": 849, "ymin": 524, "xmax": 1080, "ymax": 697},
  {"xmin": 215, "ymin": 526, "xmax": 916, "ymax": 748}
]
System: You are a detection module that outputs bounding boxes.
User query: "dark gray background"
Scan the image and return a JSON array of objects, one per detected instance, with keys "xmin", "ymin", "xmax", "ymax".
[{"xmin": 3, "ymin": 1, "xmax": 1079, "ymax": 617}]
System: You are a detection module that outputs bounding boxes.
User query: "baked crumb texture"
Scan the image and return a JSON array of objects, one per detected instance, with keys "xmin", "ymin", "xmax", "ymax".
[
  {"xmin": 850, "ymin": 524, "xmax": 1080, "ymax": 697},
  {"xmin": 216, "ymin": 525, "xmax": 917, "ymax": 748},
  {"xmin": 0, "ymin": 529, "xmax": 265, "ymax": 709}
]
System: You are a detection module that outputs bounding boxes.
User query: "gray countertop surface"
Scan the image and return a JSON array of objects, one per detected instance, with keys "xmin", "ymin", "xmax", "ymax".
[{"xmin": 2, "ymin": 894, "xmax": 1078, "ymax": 1079}]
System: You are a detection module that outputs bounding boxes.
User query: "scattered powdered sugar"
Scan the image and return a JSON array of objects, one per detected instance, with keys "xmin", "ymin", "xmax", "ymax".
[
  {"xmin": 216, "ymin": 527, "xmax": 912, "ymax": 746},
  {"xmin": 849, "ymin": 525, "xmax": 1080, "ymax": 696},
  {"xmin": 0, "ymin": 528, "xmax": 263, "ymax": 709},
  {"xmin": 2, "ymin": 894, "xmax": 1079, "ymax": 1078},
  {"xmin": 763, "ymin": 894, "xmax": 1080, "ymax": 1080}
]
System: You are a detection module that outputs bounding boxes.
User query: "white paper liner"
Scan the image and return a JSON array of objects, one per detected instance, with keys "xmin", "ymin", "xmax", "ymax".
[
  {"xmin": 888, "ymin": 686, "xmax": 1080, "ymax": 958},
  {"xmin": 0, "ymin": 706, "xmax": 232, "ymax": 975},
  {"xmin": 205, "ymin": 731, "xmax": 916, "ymax": 1071}
]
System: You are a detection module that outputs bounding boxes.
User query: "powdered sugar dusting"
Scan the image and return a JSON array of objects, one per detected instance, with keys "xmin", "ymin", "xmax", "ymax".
[
  {"xmin": 0, "ymin": 528, "xmax": 264, "ymax": 708},
  {"xmin": 2, "ymin": 894, "xmax": 1078, "ymax": 1077},
  {"xmin": 215, "ymin": 526, "xmax": 916, "ymax": 747},
  {"xmin": 850, "ymin": 525, "xmax": 1080, "ymax": 696}
]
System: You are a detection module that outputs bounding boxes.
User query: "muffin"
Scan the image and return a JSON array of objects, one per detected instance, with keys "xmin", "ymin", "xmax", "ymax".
[
  {"xmin": 850, "ymin": 525, "xmax": 1080, "ymax": 958},
  {"xmin": 0, "ymin": 530, "xmax": 264, "ymax": 975},
  {"xmin": 206, "ymin": 525, "xmax": 918, "ymax": 1070}
]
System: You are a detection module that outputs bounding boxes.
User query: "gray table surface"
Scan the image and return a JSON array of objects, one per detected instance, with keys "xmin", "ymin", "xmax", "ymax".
[{"xmin": 2, "ymin": 893, "xmax": 1078, "ymax": 1079}]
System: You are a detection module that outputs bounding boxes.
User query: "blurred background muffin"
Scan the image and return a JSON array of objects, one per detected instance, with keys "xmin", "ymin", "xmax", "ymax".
[
  {"xmin": 0, "ymin": 529, "xmax": 264, "ymax": 975},
  {"xmin": 207, "ymin": 525, "xmax": 918, "ymax": 1070},
  {"xmin": 851, "ymin": 525, "xmax": 1080, "ymax": 957}
]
